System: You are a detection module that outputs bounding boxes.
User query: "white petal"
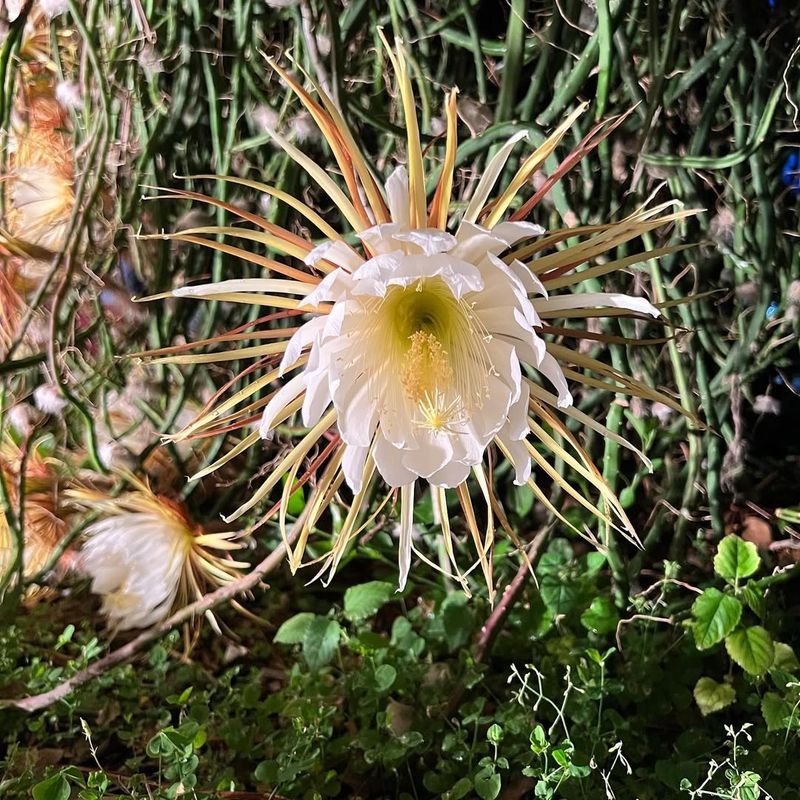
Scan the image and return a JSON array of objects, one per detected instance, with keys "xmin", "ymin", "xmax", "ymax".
[
  {"xmin": 397, "ymin": 483, "xmax": 414, "ymax": 590},
  {"xmin": 334, "ymin": 375, "xmax": 379, "ymax": 448},
  {"xmin": 461, "ymin": 130, "xmax": 528, "ymax": 225},
  {"xmin": 490, "ymin": 221, "xmax": 545, "ymax": 246},
  {"xmin": 305, "ymin": 240, "xmax": 363, "ymax": 272},
  {"xmin": 500, "ymin": 435, "xmax": 532, "ymax": 485},
  {"xmin": 301, "ymin": 367, "xmax": 333, "ymax": 427},
  {"xmin": 536, "ymin": 352, "xmax": 573, "ymax": 407},
  {"xmin": 280, "ymin": 316, "xmax": 327, "ymax": 374},
  {"xmin": 374, "ymin": 434, "xmax": 418, "ymax": 487},
  {"xmin": 505, "ymin": 381, "xmax": 531, "ymax": 440},
  {"xmin": 386, "ymin": 166, "xmax": 410, "ymax": 228},
  {"xmin": 400, "ymin": 432, "xmax": 453, "ymax": 479},
  {"xmin": 259, "ymin": 373, "xmax": 306, "ymax": 437},
  {"xmin": 342, "ymin": 445, "xmax": 370, "ymax": 493},
  {"xmin": 451, "ymin": 222, "xmax": 510, "ymax": 263},
  {"xmin": 534, "ymin": 292, "xmax": 660, "ymax": 318},
  {"xmin": 428, "ymin": 459, "xmax": 471, "ymax": 488},
  {"xmin": 393, "ymin": 228, "xmax": 457, "ymax": 255}
]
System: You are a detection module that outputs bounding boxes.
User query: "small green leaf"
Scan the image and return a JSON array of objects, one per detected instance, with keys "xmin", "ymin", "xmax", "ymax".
[
  {"xmin": 32, "ymin": 774, "xmax": 71, "ymax": 800},
  {"xmin": 761, "ymin": 692, "xmax": 792, "ymax": 732},
  {"xmin": 474, "ymin": 767, "xmax": 501, "ymax": 800},
  {"xmin": 55, "ymin": 625, "xmax": 75, "ymax": 650},
  {"xmin": 540, "ymin": 575, "xmax": 579, "ymax": 615},
  {"xmin": 693, "ymin": 677, "xmax": 736, "ymax": 716},
  {"xmin": 274, "ymin": 612, "xmax": 316, "ymax": 645},
  {"xmin": 487, "ymin": 724, "xmax": 504, "ymax": 745},
  {"xmin": 773, "ymin": 642, "xmax": 800, "ymax": 673},
  {"xmin": 374, "ymin": 664, "xmax": 397, "ymax": 692},
  {"xmin": 725, "ymin": 626, "xmax": 775, "ymax": 675},
  {"xmin": 343, "ymin": 581, "xmax": 394, "ymax": 622},
  {"xmin": 580, "ymin": 597, "xmax": 620, "ymax": 635},
  {"xmin": 445, "ymin": 777, "xmax": 473, "ymax": 799},
  {"xmin": 691, "ymin": 588, "xmax": 742, "ymax": 649},
  {"xmin": 302, "ymin": 617, "xmax": 341, "ymax": 670},
  {"xmin": 714, "ymin": 535, "xmax": 760, "ymax": 582},
  {"xmin": 742, "ymin": 583, "xmax": 766, "ymax": 619}
]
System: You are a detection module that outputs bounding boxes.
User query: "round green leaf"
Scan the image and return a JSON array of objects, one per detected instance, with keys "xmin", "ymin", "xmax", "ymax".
[
  {"xmin": 302, "ymin": 617, "xmax": 341, "ymax": 670},
  {"xmin": 344, "ymin": 581, "xmax": 395, "ymax": 622},
  {"xmin": 474, "ymin": 767, "xmax": 501, "ymax": 800},
  {"xmin": 773, "ymin": 642, "xmax": 800, "ymax": 673},
  {"xmin": 374, "ymin": 664, "xmax": 397, "ymax": 692},
  {"xmin": 693, "ymin": 677, "xmax": 736, "ymax": 716},
  {"xmin": 725, "ymin": 625, "xmax": 775, "ymax": 675},
  {"xmin": 761, "ymin": 692, "xmax": 792, "ymax": 732},
  {"xmin": 691, "ymin": 588, "xmax": 742, "ymax": 650},
  {"xmin": 714, "ymin": 535, "xmax": 760, "ymax": 582},
  {"xmin": 274, "ymin": 612, "xmax": 316, "ymax": 645},
  {"xmin": 580, "ymin": 596, "xmax": 620, "ymax": 635},
  {"xmin": 32, "ymin": 774, "xmax": 71, "ymax": 800}
]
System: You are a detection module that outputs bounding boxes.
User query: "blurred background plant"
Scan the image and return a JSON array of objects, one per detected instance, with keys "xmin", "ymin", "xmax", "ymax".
[{"xmin": 0, "ymin": 0, "xmax": 799, "ymax": 797}]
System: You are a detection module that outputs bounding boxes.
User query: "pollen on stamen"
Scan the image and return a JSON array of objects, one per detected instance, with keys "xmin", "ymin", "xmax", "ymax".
[{"xmin": 401, "ymin": 330, "xmax": 453, "ymax": 403}]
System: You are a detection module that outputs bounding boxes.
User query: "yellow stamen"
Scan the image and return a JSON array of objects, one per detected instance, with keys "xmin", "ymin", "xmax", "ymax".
[
  {"xmin": 401, "ymin": 330, "xmax": 453, "ymax": 403},
  {"xmin": 414, "ymin": 390, "xmax": 463, "ymax": 435}
]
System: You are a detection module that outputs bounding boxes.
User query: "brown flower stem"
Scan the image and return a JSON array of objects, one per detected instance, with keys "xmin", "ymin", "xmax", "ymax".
[
  {"xmin": 442, "ymin": 529, "xmax": 549, "ymax": 719},
  {"xmin": 474, "ymin": 528, "xmax": 549, "ymax": 663},
  {"xmin": 3, "ymin": 522, "xmax": 302, "ymax": 713}
]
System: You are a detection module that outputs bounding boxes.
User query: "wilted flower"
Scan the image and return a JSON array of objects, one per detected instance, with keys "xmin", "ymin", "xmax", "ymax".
[
  {"xmin": 144, "ymin": 40, "xmax": 694, "ymax": 596},
  {"xmin": 5, "ymin": 85, "xmax": 76, "ymax": 257},
  {"xmin": 33, "ymin": 383, "xmax": 68, "ymax": 416},
  {"xmin": 39, "ymin": 0, "xmax": 69, "ymax": 18},
  {"xmin": 0, "ymin": 433, "xmax": 73, "ymax": 598},
  {"xmin": 68, "ymin": 477, "xmax": 246, "ymax": 630}
]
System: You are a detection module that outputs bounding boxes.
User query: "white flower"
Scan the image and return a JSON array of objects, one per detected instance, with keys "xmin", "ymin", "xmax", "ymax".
[
  {"xmin": 146, "ymin": 39, "xmax": 696, "ymax": 596},
  {"xmin": 55, "ymin": 80, "xmax": 82, "ymax": 110},
  {"xmin": 72, "ymin": 481, "xmax": 245, "ymax": 631},
  {"xmin": 39, "ymin": 0, "xmax": 69, "ymax": 18},
  {"xmin": 34, "ymin": 383, "xmax": 68, "ymax": 415},
  {"xmin": 251, "ymin": 104, "xmax": 280, "ymax": 134},
  {"xmin": 6, "ymin": 403, "xmax": 39, "ymax": 437},
  {"xmin": 267, "ymin": 167, "xmax": 554, "ymax": 494},
  {"xmin": 289, "ymin": 110, "xmax": 319, "ymax": 144},
  {"xmin": 80, "ymin": 506, "xmax": 192, "ymax": 630}
]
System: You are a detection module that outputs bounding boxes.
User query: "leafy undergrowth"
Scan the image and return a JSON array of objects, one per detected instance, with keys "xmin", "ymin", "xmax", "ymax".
[
  {"xmin": 2, "ymin": 0, "xmax": 800, "ymax": 797},
  {"xmin": 3, "ymin": 530, "xmax": 799, "ymax": 798}
]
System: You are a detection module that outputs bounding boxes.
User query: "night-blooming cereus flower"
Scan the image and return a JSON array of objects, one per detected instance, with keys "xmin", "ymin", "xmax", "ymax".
[
  {"xmin": 68, "ymin": 478, "xmax": 246, "ymax": 631},
  {"xmin": 142, "ymin": 39, "xmax": 696, "ymax": 598}
]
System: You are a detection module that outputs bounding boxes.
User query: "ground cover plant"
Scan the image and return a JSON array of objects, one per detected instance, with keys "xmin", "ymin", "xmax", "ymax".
[{"xmin": 1, "ymin": 0, "xmax": 800, "ymax": 797}]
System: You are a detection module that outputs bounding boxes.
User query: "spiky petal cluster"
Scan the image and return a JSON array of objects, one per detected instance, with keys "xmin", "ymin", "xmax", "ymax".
[
  {"xmin": 143, "ymin": 39, "xmax": 694, "ymax": 598},
  {"xmin": 68, "ymin": 478, "xmax": 246, "ymax": 630}
]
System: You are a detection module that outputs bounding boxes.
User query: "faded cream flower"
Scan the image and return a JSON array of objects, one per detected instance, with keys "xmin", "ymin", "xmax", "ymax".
[
  {"xmin": 142, "ymin": 39, "xmax": 695, "ymax": 598},
  {"xmin": 69, "ymin": 477, "xmax": 246, "ymax": 630},
  {"xmin": 0, "ymin": 433, "xmax": 73, "ymax": 600}
]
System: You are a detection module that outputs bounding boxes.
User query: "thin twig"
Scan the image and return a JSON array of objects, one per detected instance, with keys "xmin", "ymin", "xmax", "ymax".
[
  {"xmin": 3, "ymin": 521, "xmax": 302, "ymax": 713},
  {"xmin": 474, "ymin": 528, "xmax": 549, "ymax": 662}
]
